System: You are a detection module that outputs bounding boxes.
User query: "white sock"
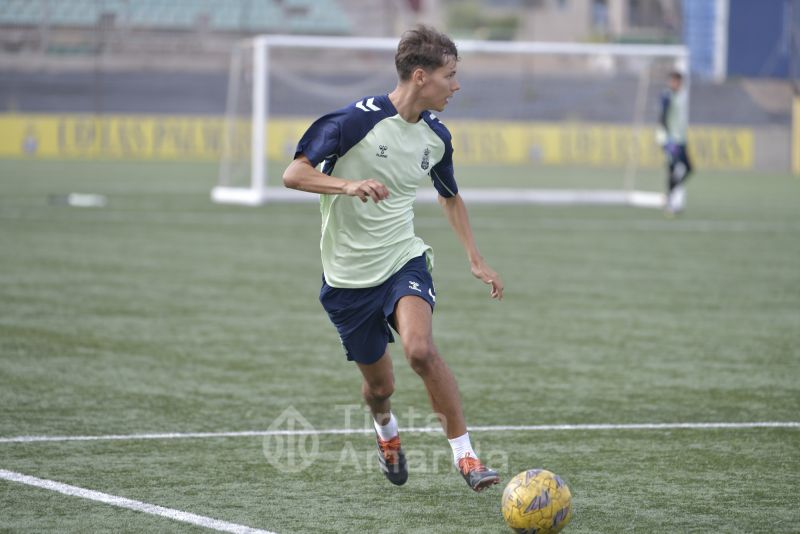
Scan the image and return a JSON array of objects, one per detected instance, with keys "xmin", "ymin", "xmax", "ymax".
[
  {"xmin": 673, "ymin": 184, "xmax": 686, "ymax": 211},
  {"xmin": 373, "ymin": 412, "xmax": 399, "ymax": 441},
  {"xmin": 448, "ymin": 432, "xmax": 477, "ymax": 466}
]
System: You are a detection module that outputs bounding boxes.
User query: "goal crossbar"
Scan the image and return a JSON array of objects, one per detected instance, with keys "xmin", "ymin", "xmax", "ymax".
[{"xmin": 237, "ymin": 34, "xmax": 687, "ymax": 57}]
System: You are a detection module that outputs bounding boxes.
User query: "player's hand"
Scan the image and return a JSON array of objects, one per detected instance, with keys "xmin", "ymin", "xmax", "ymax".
[
  {"xmin": 343, "ymin": 179, "xmax": 389, "ymax": 203},
  {"xmin": 471, "ymin": 260, "xmax": 504, "ymax": 300}
]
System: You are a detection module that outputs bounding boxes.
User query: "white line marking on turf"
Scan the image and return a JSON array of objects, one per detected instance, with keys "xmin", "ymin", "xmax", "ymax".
[
  {"xmin": 0, "ymin": 469, "xmax": 277, "ymax": 534},
  {"xmin": 1, "ymin": 421, "xmax": 797, "ymax": 444},
  {"xmin": 415, "ymin": 216, "xmax": 800, "ymax": 234}
]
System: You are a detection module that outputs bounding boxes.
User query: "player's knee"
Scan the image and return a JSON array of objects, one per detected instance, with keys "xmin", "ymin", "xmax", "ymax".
[
  {"xmin": 363, "ymin": 379, "xmax": 394, "ymax": 403},
  {"xmin": 405, "ymin": 341, "xmax": 439, "ymax": 373}
]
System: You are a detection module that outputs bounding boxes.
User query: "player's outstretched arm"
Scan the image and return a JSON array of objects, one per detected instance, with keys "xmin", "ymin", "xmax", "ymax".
[
  {"xmin": 438, "ymin": 194, "xmax": 504, "ymax": 300},
  {"xmin": 283, "ymin": 156, "xmax": 389, "ymax": 203}
]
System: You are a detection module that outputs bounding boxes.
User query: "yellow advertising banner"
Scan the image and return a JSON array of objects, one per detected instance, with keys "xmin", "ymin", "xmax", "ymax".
[
  {"xmin": 447, "ymin": 121, "xmax": 753, "ymax": 170},
  {"xmin": 0, "ymin": 114, "xmax": 229, "ymax": 160},
  {"xmin": 0, "ymin": 113, "xmax": 754, "ymax": 170}
]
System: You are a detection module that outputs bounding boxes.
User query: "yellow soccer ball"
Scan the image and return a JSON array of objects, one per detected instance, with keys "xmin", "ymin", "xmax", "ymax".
[{"xmin": 501, "ymin": 469, "xmax": 573, "ymax": 533}]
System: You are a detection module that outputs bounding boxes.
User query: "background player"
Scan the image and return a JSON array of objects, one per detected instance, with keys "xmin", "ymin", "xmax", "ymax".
[
  {"xmin": 658, "ymin": 70, "xmax": 693, "ymax": 215},
  {"xmin": 282, "ymin": 25, "xmax": 504, "ymax": 492}
]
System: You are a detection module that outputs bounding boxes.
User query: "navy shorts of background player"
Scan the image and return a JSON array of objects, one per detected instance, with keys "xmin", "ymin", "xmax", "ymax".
[{"xmin": 319, "ymin": 254, "xmax": 436, "ymax": 365}]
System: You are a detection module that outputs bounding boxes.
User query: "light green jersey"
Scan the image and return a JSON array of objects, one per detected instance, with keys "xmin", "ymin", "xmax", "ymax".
[
  {"xmin": 295, "ymin": 95, "xmax": 458, "ymax": 288},
  {"xmin": 664, "ymin": 88, "xmax": 689, "ymax": 144}
]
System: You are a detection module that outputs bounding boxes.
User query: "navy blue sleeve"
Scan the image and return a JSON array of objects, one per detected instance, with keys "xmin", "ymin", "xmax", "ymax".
[
  {"xmin": 294, "ymin": 96, "xmax": 393, "ymax": 168},
  {"xmin": 294, "ymin": 109, "xmax": 347, "ymax": 167},
  {"xmin": 430, "ymin": 144, "xmax": 458, "ymax": 198},
  {"xmin": 423, "ymin": 113, "xmax": 459, "ymax": 198}
]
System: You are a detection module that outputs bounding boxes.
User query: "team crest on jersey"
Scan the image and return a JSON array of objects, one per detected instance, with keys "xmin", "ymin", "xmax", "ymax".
[
  {"xmin": 420, "ymin": 147, "xmax": 430, "ymax": 170},
  {"xmin": 376, "ymin": 145, "xmax": 388, "ymax": 158}
]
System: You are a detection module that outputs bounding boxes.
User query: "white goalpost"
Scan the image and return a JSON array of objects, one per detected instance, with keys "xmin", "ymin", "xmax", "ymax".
[{"xmin": 213, "ymin": 34, "xmax": 688, "ymax": 207}]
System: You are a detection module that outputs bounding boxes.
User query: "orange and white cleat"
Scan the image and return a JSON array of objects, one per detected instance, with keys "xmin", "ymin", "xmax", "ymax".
[
  {"xmin": 458, "ymin": 453, "xmax": 500, "ymax": 492},
  {"xmin": 376, "ymin": 435, "xmax": 408, "ymax": 486}
]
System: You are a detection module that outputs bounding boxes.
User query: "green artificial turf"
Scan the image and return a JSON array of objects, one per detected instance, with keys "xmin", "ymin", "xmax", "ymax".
[{"xmin": 1, "ymin": 159, "xmax": 798, "ymax": 532}]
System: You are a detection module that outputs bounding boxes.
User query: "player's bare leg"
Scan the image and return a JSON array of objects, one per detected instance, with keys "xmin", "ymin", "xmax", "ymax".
[
  {"xmin": 357, "ymin": 353, "xmax": 407, "ymax": 485},
  {"xmin": 394, "ymin": 295, "xmax": 499, "ymax": 491},
  {"xmin": 394, "ymin": 295, "xmax": 465, "ymax": 438},
  {"xmin": 357, "ymin": 353, "xmax": 395, "ymax": 424}
]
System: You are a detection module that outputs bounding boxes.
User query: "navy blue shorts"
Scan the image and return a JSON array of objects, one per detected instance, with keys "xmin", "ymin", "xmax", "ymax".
[
  {"xmin": 666, "ymin": 144, "xmax": 693, "ymax": 188},
  {"xmin": 319, "ymin": 254, "xmax": 436, "ymax": 365}
]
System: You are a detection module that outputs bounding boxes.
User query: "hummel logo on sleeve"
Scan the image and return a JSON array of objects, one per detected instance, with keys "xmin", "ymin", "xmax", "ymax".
[{"xmin": 355, "ymin": 97, "xmax": 381, "ymax": 112}]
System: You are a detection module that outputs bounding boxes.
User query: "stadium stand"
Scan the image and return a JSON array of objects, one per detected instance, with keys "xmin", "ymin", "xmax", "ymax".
[{"xmin": 0, "ymin": 0, "xmax": 351, "ymax": 34}]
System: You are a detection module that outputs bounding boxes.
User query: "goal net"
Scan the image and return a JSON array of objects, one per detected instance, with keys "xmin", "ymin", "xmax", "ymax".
[{"xmin": 213, "ymin": 35, "xmax": 688, "ymax": 207}]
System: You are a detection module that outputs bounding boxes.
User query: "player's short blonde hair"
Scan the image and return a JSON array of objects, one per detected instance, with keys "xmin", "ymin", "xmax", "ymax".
[{"xmin": 395, "ymin": 25, "xmax": 459, "ymax": 81}]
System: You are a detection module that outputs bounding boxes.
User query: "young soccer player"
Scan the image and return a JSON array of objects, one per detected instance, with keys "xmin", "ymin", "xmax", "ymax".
[
  {"xmin": 658, "ymin": 70, "xmax": 693, "ymax": 215},
  {"xmin": 282, "ymin": 25, "xmax": 503, "ymax": 492}
]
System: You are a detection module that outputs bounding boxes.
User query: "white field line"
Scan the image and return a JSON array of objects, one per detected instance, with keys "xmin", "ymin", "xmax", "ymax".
[
  {"xmin": 1, "ymin": 421, "xmax": 798, "ymax": 444},
  {"xmin": 414, "ymin": 216, "xmax": 800, "ymax": 234},
  {"xmin": 0, "ymin": 469, "xmax": 278, "ymax": 534}
]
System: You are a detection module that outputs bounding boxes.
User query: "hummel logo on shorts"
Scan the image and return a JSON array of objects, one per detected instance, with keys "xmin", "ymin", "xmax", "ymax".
[{"xmin": 408, "ymin": 281, "xmax": 421, "ymax": 292}]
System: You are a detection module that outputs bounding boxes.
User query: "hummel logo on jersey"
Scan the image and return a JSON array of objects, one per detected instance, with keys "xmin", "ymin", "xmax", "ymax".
[
  {"xmin": 421, "ymin": 147, "xmax": 430, "ymax": 170},
  {"xmin": 356, "ymin": 97, "xmax": 381, "ymax": 112},
  {"xmin": 377, "ymin": 145, "xmax": 388, "ymax": 158},
  {"xmin": 408, "ymin": 281, "xmax": 421, "ymax": 292}
]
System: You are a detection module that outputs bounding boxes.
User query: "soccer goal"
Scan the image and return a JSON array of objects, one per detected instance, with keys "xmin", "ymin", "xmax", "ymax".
[{"xmin": 213, "ymin": 35, "xmax": 688, "ymax": 207}]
